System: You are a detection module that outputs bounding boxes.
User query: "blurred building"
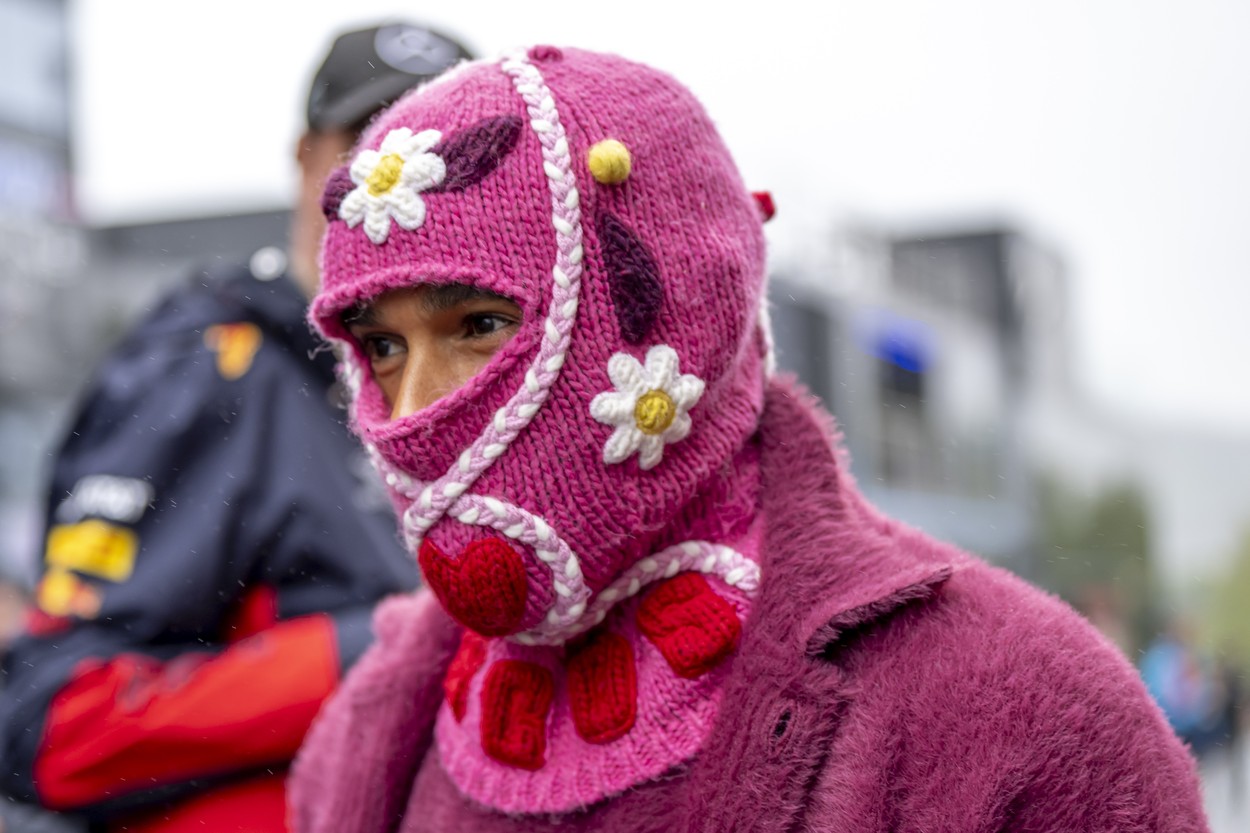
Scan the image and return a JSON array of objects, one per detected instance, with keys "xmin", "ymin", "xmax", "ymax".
[
  {"xmin": 0, "ymin": 0, "xmax": 81, "ymax": 583},
  {"xmin": 0, "ymin": 0, "xmax": 290, "ymax": 585},
  {"xmin": 769, "ymin": 224, "xmax": 1069, "ymax": 576},
  {"xmin": 769, "ymin": 218, "xmax": 1250, "ymax": 598}
]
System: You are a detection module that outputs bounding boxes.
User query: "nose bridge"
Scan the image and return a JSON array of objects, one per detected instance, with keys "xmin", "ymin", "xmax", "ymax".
[{"xmin": 391, "ymin": 340, "xmax": 438, "ymax": 420}]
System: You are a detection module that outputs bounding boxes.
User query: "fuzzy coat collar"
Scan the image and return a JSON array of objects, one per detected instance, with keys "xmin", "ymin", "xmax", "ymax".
[
  {"xmin": 680, "ymin": 377, "xmax": 957, "ymax": 833},
  {"xmin": 754, "ymin": 378, "xmax": 956, "ymax": 657},
  {"xmin": 290, "ymin": 376, "xmax": 960, "ymax": 831}
]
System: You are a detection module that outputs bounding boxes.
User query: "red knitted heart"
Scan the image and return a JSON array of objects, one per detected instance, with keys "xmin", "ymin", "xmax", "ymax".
[
  {"xmin": 636, "ymin": 573, "xmax": 741, "ymax": 679},
  {"xmin": 419, "ymin": 538, "xmax": 527, "ymax": 636},
  {"xmin": 480, "ymin": 660, "xmax": 554, "ymax": 770},
  {"xmin": 444, "ymin": 630, "xmax": 489, "ymax": 722},
  {"xmin": 567, "ymin": 629, "xmax": 636, "ymax": 744}
]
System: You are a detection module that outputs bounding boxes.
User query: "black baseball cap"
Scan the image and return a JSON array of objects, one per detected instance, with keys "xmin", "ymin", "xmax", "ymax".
[{"xmin": 305, "ymin": 22, "xmax": 474, "ymax": 132}]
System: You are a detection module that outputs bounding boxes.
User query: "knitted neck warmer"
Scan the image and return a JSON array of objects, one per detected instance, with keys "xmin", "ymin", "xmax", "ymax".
[{"xmin": 312, "ymin": 46, "xmax": 771, "ymax": 813}]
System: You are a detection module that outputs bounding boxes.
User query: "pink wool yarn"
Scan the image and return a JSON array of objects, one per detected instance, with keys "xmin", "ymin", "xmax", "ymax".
[
  {"xmin": 311, "ymin": 46, "xmax": 770, "ymax": 812},
  {"xmin": 314, "ymin": 45, "xmax": 767, "ymax": 603}
]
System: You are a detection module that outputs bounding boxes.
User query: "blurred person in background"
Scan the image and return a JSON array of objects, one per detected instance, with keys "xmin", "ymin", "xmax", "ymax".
[
  {"xmin": 288, "ymin": 45, "xmax": 1207, "ymax": 832},
  {"xmin": 1141, "ymin": 618, "xmax": 1224, "ymax": 758},
  {"xmin": 1213, "ymin": 658, "xmax": 1246, "ymax": 811},
  {"xmin": 0, "ymin": 22, "xmax": 471, "ymax": 833}
]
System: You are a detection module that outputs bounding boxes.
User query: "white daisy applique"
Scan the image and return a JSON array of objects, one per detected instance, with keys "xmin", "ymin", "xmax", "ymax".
[
  {"xmin": 590, "ymin": 345, "xmax": 706, "ymax": 470},
  {"xmin": 340, "ymin": 127, "xmax": 446, "ymax": 244}
]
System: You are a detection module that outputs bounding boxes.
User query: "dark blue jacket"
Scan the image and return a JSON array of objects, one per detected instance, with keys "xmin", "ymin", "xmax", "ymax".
[{"xmin": 0, "ymin": 261, "xmax": 417, "ymax": 829}]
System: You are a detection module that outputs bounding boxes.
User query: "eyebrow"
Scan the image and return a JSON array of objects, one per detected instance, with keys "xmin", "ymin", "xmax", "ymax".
[
  {"xmin": 343, "ymin": 285, "xmax": 517, "ymax": 327},
  {"xmin": 421, "ymin": 284, "xmax": 514, "ymax": 313}
]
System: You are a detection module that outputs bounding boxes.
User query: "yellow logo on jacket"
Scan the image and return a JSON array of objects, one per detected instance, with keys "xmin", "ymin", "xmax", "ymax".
[
  {"xmin": 45, "ymin": 519, "xmax": 138, "ymax": 582},
  {"xmin": 35, "ymin": 568, "xmax": 102, "ymax": 619},
  {"xmin": 204, "ymin": 322, "xmax": 263, "ymax": 380},
  {"xmin": 38, "ymin": 519, "xmax": 137, "ymax": 619}
]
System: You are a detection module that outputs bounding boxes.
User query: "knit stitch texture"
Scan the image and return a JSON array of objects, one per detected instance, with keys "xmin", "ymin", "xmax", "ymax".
[
  {"xmin": 310, "ymin": 45, "xmax": 769, "ymax": 811},
  {"xmin": 313, "ymin": 46, "xmax": 768, "ymax": 606}
]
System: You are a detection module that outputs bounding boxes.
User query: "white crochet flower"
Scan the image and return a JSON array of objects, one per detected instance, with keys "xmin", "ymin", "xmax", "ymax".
[
  {"xmin": 340, "ymin": 127, "xmax": 446, "ymax": 244},
  {"xmin": 590, "ymin": 345, "xmax": 706, "ymax": 470}
]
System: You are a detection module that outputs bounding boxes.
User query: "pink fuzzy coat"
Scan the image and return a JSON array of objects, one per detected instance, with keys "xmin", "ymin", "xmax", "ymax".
[{"xmin": 290, "ymin": 379, "xmax": 1209, "ymax": 832}]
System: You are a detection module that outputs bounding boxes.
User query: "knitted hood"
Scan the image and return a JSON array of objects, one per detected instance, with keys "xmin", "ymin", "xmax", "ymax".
[{"xmin": 312, "ymin": 46, "xmax": 770, "ymax": 647}]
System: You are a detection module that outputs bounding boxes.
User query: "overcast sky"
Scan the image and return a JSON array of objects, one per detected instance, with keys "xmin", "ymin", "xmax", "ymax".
[{"xmin": 72, "ymin": 0, "xmax": 1250, "ymax": 434}]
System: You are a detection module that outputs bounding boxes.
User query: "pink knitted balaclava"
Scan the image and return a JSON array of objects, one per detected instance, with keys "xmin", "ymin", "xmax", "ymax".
[{"xmin": 313, "ymin": 46, "xmax": 771, "ymax": 812}]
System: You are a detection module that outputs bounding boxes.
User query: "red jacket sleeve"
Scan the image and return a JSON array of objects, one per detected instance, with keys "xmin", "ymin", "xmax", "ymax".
[{"xmin": 34, "ymin": 614, "xmax": 339, "ymax": 810}]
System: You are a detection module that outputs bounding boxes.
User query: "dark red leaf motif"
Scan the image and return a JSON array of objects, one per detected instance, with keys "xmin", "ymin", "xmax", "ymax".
[
  {"xmin": 321, "ymin": 166, "xmax": 354, "ymax": 220},
  {"xmin": 428, "ymin": 115, "xmax": 523, "ymax": 192},
  {"xmin": 598, "ymin": 212, "xmax": 664, "ymax": 344}
]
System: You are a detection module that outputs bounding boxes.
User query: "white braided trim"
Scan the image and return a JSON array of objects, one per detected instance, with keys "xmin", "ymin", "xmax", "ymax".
[
  {"xmin": 398, "ymin": 484, "xmax": 760, "ymax": 645},
  {"xmin": 428, "ymin": 493, "xmax": 593, "ymax": 643},
  {"xmin": 520, "ymin": 539, "xmax": 760, "ymax": 644},
  {"xmin": 394, "ymin": 51, "xmax": 585, "ymax": 544},
  {"xmin": 333, "ymin": 52, "xmax": 586, "ymax": 541}
]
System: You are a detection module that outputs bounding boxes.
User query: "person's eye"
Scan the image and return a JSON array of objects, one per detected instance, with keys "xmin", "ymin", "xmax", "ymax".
[
  {"xmin": 463, "ymin": 312, "xmax": 517, "ymax": 339},
  {"xmin": 359, "ymin": 333, "xmax": 404, "ymax": 364}
]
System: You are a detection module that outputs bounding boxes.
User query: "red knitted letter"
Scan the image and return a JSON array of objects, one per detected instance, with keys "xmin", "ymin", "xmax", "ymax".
[
  {"xmin": 444, "ymin": 631, "xmax": 488, "ymax": 722},
  {"xmin": 637, "ymin": 573, "xmax": 740, "ymax": 679},
  {"xmin": 480, "ymin": 660, "xmax": 554, "ymax": 770},
  {"xmin": 567, "ymin": 629, "xmax": 636, "ymax": 744}
]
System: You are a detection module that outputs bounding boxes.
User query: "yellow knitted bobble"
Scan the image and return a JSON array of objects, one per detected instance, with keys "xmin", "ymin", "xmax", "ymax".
[{"xmin": 588, "ymin": 139, "xmax": 632, "ymax": 185}]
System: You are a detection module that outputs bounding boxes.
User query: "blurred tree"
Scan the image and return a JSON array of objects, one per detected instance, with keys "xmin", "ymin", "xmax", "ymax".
[
  {"xmin": 1199, "ymin": 527, "xmax": 1250, "ymax": 672},
  {"xmin": 1035, "ymin": 475, "xmax": 1161, "ymax": 656}
]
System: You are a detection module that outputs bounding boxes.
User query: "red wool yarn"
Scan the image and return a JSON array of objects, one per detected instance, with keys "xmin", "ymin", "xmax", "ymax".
[
  {"xmin": 443, "ymin": 631, "xmax": 488, "ymax": 722},
  {"xmin": 480, "ymin": 660, "xmax": 555, "ymax": 770},
  {"xmin": 636, "ymin": 573, "xmax": 741, "ymax": 679},
  {"xmin": 566, "ymin": 630, "xmax": 637, "ymax": 744},
  {"xmin": 418, "ymin": 539, "xmax": 528, "ymax": 637}
]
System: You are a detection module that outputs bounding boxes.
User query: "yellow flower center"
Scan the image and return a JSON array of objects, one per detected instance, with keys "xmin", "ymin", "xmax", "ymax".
[
  {"xmin": 634, "ymin": 389, "xmax": 676, "ymax": 435},
  {"xmin": 366, "ymin": 153, "xmax": 405, "ymax": 196}
]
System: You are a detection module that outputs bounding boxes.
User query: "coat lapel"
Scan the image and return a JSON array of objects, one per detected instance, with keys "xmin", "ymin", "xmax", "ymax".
[{"xmin": 686, "ymin": 377, "xmax": 956, "ymax": 833}]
